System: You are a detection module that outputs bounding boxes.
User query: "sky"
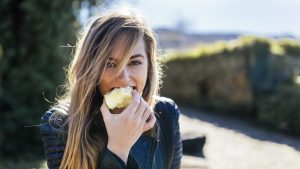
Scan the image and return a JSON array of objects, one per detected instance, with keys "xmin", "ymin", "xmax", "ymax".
[{"xmin": 102, "ymin": 0, "xmax": 300, "ymax": 38}]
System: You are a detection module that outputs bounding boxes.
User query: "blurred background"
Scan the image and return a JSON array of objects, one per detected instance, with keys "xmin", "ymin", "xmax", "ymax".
[{"xmin": 1, "ymin": 0, "xmax": 300, "ymax": 168}]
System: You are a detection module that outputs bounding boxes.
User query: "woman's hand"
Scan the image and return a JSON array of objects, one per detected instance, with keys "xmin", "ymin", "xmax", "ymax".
[{"xmin": 100, "ymin": 90, "xmax": 156, "ymax": 164}]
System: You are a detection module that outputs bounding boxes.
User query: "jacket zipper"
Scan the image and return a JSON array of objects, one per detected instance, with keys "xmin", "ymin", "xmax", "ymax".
[
  {"xmin": 148, "ymin": 138, "xmax": 159, "ymax": 169},
  {"xmin": 148, "ymin": 116, "xmax": 162, "ymax": 169}
]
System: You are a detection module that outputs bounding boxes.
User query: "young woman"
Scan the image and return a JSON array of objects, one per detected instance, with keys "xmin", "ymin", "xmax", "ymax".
[{"xmin": 40, "ymin": 9, "xmax": 182, "ymax": 169}]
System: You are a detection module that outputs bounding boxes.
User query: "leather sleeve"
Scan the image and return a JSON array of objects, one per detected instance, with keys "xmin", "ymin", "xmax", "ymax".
[
  {"xmin": 99, "ymin": 147, "xmax": 140, "ymax": 169},
  {"xmin": 154, "ymin": 97, "xmax": 183, "ymax": 169},
  {"xmin": 40, "ymin": 110, "xmax": 67, "ymax": 169},
  {"xmin": 170, "ymin": 103, "xmax": 183, "ymax": 169}
]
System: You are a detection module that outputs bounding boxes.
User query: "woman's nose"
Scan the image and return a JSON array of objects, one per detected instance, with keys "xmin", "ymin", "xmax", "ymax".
[{"xmin": 116, "ymin": 68, "xmax": 131, "ymax": 85}]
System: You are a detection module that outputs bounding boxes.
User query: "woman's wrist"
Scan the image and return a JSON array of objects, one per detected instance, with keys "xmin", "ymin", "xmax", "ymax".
[{"xmin": 107, "ymin": 143, "xmax": 130, "ymax": 164}]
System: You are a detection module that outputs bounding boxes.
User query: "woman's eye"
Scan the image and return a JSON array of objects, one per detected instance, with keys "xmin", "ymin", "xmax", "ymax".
[
  {"xmin": 106, "ymin": 62, "xmax": 116, "ymax": 68},
  {"xmin": 129, "ymin": 60, "xmax": 142, "ymax": 66}
]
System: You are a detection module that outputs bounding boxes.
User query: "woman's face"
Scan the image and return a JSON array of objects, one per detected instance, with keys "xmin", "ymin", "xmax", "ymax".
[{"xmin": 98, "ymin": 36, "xmax": 148, "ymax": 97}]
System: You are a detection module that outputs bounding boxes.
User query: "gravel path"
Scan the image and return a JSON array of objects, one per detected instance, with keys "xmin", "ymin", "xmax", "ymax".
[
  {"xmin": 33, "ymin": 107, "xmax": 300, "ymax": 169},
  {"xmin": 180, "ymin": 107, "xmax": 300, "ymax": 169}
]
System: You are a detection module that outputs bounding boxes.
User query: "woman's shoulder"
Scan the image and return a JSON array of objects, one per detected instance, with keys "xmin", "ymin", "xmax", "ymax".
[
  {"xmin": 40, "ymin": 102, "xmax": 69, "ymax": 134},
  {"xmin": 154, "ymin": 96, "xmax": 181, "ymax": 118}
]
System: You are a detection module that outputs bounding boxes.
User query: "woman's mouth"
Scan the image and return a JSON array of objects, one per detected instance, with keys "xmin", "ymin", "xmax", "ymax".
[{"xmin": 110, "ymin": 86, "xmax": 137, "ymax": 92}]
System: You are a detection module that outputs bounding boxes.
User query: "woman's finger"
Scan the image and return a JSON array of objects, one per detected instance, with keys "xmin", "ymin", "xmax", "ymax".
[
  {"xmin": 143, "ymin": 112, "xmax": 156, "ymax": 132},
  {"xmin": 141, "ymin": 106, "xmax": 151, "ymax": 122},
  {"xmin": 100, "ymin": 102, "xmax": 112, "ymax": 122},
  {"xmin": 123, "ymin": 90, "xmax": 140, "ymax": 116},
  {"xmin": 134, "ymin": 97, "xmax": 148, "ymax": 119}
]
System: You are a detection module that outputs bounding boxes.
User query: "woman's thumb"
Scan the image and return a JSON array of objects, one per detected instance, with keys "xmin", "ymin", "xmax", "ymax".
[{"xmin": 100, "ymin": 102, "xmax": 111, "ymax": 121}]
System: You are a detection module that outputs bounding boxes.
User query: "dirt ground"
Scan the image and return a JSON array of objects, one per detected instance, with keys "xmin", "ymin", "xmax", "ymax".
[{"xmin": 180, "ymin": 107, "xmax": 300, "ymax": 169}]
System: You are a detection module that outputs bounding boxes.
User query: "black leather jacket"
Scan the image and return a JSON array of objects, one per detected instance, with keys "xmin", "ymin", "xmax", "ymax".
[{"xmin": 40, "ymin": 97, "xmax": 182, "ymax": 169}]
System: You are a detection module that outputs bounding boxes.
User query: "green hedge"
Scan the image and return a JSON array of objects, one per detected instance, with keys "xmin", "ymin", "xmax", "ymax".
[
  {"xmin": 162, "ymin": 36, "xmax": 300, "ymax": 135},
  {"xmin": 257, "ymin": 84, "xmax": 300, "ymax": 134}
]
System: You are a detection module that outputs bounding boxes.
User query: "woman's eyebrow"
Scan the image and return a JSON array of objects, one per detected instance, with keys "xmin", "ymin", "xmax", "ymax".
[
  {"xmin": 108, "ymin": 57, "xmax": 117, "ymax": 61},
  {"xmin": 131, "ymin": 54, "xmax": 144, "ymax": 59}
]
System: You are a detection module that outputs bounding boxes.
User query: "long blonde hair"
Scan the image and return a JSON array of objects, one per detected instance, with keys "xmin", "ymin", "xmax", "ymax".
[{"xmin": 53, "ymin": 9, "xmax": 162, "ymax": 169}]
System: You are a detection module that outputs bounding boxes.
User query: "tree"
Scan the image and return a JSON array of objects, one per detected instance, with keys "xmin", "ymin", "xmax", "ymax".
[{"xmin": 0, "ymin": 0, "xmax": 101, "ymax": 158}]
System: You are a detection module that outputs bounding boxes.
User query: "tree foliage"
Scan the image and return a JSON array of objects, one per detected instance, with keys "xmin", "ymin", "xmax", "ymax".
[{"xmin": 0, "ymin": 0, "xmax": 101, "ymax": 158}]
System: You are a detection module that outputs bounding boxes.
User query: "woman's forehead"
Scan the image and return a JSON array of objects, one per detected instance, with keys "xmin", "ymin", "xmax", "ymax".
[{"xmin": 109, "ymin": 35, "xmax": 146, "ymax": 61}]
